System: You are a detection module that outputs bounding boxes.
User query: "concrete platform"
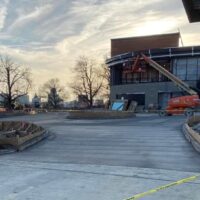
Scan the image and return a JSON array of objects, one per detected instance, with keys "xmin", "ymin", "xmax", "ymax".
[{"xmin": 0, "ymin": 113, "xmax": 200, "ymax": 200}]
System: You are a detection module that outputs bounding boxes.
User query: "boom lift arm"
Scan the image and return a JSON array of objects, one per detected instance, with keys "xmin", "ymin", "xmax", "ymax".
[{"xmin": 141, "ymin": 54, "xmax": 198, "ymax": 96}]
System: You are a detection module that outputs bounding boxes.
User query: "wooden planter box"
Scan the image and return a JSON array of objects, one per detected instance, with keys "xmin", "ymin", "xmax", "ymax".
[{"xmin": 0, "ymin": 121, "xmax": 48, "ymax": 151}]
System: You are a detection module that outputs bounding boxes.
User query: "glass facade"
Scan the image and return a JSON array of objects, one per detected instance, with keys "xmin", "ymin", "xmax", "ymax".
[
  {"xmin": 121, "ymin": 62, "xmax": 170, "ymax": 84},
  {"xmin": 173, "ymin": 57, "xmax": 200, "ymax": 81},
  {"xmin": 111, "ymin": 57, "xmax": 200, "ymax": 86}
]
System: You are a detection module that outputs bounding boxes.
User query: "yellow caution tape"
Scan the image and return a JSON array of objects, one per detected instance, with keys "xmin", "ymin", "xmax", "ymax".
[{"xmin": 125, "ymin": 174, "xmax": 200, "ymax": 200}]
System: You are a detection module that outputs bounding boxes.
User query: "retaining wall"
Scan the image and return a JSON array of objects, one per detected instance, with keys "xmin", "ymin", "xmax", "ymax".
[{"xmin": 182, "ymin": 116, "xmax": 200, "ymax": 153}]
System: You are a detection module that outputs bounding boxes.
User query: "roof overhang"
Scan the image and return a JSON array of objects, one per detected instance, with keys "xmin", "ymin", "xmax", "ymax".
[
  {"xmin": 182, "ymin": 0, "xmax": 200, "ymax": 22},
  {"xmin": 106, "ymin": 46, "xmax": 200, "ymax": 67}
]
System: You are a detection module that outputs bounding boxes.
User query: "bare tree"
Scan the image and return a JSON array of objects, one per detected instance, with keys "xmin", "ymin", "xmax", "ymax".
[
  {"xmin": 39, "ymin": 78, "xmax": 67, "ymax": 109},
  {"xmin": 0, "ymin": 56, "xmax": 32, "ymax": 109},
  {"xmin": 71, "ymin": 56, "xmax": 104, "ymax": 107},
  {"xmin": 100, "ymin": 62, "xmax": 110, "ymax": 100}
]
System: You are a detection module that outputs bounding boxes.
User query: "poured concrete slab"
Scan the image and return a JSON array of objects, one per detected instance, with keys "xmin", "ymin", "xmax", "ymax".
[{"xmin": 0, "ymin": 113, "xmax": 200, "ymax": 200}]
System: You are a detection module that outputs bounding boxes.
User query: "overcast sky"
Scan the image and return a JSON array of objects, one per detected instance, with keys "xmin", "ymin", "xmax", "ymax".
[{"xmin": 0, "ymin": 0, "xmax": 199, "ymax": 96}]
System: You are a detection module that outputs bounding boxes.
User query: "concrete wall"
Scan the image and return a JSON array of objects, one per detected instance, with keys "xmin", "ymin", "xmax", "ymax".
[{"xmin": 110, "ymin": 81, "xmax": 197, "ymax": 108}]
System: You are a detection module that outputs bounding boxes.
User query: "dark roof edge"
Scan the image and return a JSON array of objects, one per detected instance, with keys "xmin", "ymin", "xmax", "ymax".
[
  {"xmin": 106, "ymin": 46, "xmax": 200, "ymax": 66},
  {"xmin": 182, "ymin": 0, "xmax": 194, "ymax": 22},
  {"xmin": 182, "ymin": 0, "xmax": 200, "ymax": 23},
  {"xmin": 111, "ymin": 32, "xmax": 180, "ymax": 41}
]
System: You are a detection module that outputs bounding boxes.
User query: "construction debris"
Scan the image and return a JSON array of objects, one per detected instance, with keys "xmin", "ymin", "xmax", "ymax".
[{"xmin": 111, "ymin": 100, "xmax": 128, "ymax": 111}]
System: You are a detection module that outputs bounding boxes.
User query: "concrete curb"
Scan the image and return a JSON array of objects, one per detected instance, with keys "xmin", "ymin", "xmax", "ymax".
[
  {"xmin": 66, "ymin": 110, "xmax": 136, "ymax": 119},
  {"xmin": 182, "ymin": 116, "xmax": 200, "ymax": 153}
]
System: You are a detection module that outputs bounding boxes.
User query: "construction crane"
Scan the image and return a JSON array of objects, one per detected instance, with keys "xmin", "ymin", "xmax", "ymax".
[{"xmin": 132, "ymin": 54, "xmax": 200, "ymax": 116}]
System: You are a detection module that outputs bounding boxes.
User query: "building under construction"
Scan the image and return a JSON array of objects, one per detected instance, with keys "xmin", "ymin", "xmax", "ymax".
[{"xmin": 107, "ymin": 33, "xmax": 200, "ymax": 109}]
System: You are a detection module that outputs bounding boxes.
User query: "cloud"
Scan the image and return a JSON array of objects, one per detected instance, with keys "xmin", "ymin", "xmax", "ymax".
[
  {"xmin": 7, "ymin": 4, "xmax": 53, "ymax": 32},
  {"xmin": 0, "ymin": 0, "xmax": 199, "ymax": 98},
  {"xmin": 54, "ymin": 0, "xmax": 186, "ymax": 57},
  {"xmin": 0, "ymin": 0, "xmax": 9, "ymax": 30}
]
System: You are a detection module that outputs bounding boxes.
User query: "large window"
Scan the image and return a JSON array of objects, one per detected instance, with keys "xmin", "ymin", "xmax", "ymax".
[
  {"xmin": 115, "ymin": 57, "xmax": 200, "ymax": 85},
  {"xmin": 120, "ymin": 59, "xmax": 171, "ymax": 84},
  {"xmin": 187, "ymin": 58, "xmax": 198, "ymax": 80},
  {"xmin": 198, "ymin": 58, "xmax": 200, "ymax": 79},
  {"xmin": 173, "ymin": 57, "xmax": 199, "ymax": 81},
  {"xmin": 121, "ymin": 68, "xmax": 161, "ymax": 84},
  {"xmin": 177, "ymin": 59, "xmax": 186, "ymax": 80}
]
